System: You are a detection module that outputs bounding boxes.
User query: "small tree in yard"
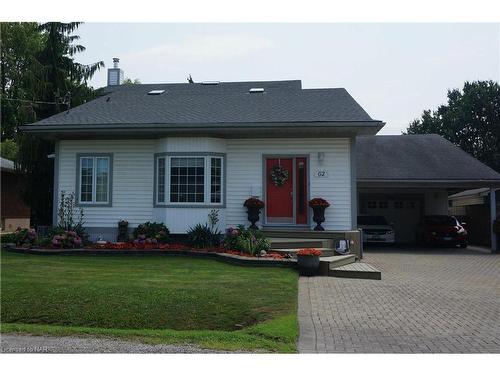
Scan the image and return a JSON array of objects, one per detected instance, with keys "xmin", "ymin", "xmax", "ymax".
[{"xmin": 57, "ymin": 191, "xmax": 85, "ymax": 237}]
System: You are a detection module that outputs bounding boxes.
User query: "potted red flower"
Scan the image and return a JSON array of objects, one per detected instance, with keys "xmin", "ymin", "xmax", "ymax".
[
  {"xmin": 309, "ymin": 198, "xmax": 330, "ymax": 231},
  {"xmin": 244, "ymin": 197, "xmax": 265, "ymax": 229},
  {"xmin": 296, "ymin": 248, "xmax": 322, "ymax": 276}
]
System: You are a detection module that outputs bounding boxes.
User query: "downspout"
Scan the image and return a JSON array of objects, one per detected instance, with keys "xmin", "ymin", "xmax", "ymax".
[{"xmin": 490, "ymin": 188, "xmax": 497, "ymax": 253}]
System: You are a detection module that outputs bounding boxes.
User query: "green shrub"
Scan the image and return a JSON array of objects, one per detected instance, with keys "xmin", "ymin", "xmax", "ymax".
[
  {"xmin": 133, "ymin": 222, "xmax": 169, "ymax": 243},
  {"xmin": 187, "ymin": 210, "xmax": 221, "ymax": 248},
  {"xmin": 224, "ymin": 225, "xmax": 271, "ymax": 255},
  {"xmin": 50, "ymin": 230, "xmax": 83, "ymax": 248},
  {"xmin": 1, "ymin": 232, "xmax": 17, "ymax": 244},
  {"xmin": 7, "ymin": 228, "xmax": 38, "ymax": 247},
  {"xmin": 187, "ymin": 223, "xmax": 221, "ymax": 248}
]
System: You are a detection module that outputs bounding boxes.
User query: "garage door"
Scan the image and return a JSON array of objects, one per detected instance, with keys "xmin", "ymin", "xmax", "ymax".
[{"xmin": 359, "ymin": 194, "xmax": 424, "ymax": 243}]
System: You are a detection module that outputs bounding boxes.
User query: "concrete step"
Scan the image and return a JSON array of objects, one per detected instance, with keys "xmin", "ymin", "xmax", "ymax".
[
  {"xmin": 319, "ymin": 254, "xmax": 356, "ymax": 275},
  {"xmin": 272, "ymin": 247, "xmax": 335, "ymax": 257},
  {"xmin": 263, "ymin": 229, "xmax": 347, "ymax": 241},
  {"xmin": 269, "ymin": 238, "xmax": 325, "ymax": 249},
  {"xmin": 329, "ymin": 262, "xmax": 381, "ymax": 280}
]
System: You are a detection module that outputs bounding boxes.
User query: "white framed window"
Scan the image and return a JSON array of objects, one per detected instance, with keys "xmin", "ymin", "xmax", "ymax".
[
  {"xmin": 156, "ymin": 154, "xmax": 224, "ymax": 206},
  {"xmin": 77, "ymin": 154, "xmax": 112, "ymax": 205}
]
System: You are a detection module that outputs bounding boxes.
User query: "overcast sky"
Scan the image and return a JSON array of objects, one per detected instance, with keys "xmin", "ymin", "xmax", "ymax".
[{"xmin": 76, "ymin": 23, "xmax": 499, "ymax": 134}]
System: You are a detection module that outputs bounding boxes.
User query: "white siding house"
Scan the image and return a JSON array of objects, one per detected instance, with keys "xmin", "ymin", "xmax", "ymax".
[
  {"xmin": 23, "ymin": 75, "xmax": 500, "ymax": 251},
  {"xmin": 56, "ymin": 136, "xmax": 354, "ymax": 239},
  {"xmin": 22, "ymin": 76, "xmax": 385, "ymax": 242}
]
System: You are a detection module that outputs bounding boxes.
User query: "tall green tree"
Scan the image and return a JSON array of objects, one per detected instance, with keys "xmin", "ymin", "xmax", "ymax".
[
  {"xmin": 406, "ymin": 81, "xmax": 500, "ymax": 172},
  {"xmin": 0, "ymin": 22, "xmax": 44, "ymax": 140},
  {"xmin": 1, "ymin": 22, "xmax": 104, "ymax": 226}
]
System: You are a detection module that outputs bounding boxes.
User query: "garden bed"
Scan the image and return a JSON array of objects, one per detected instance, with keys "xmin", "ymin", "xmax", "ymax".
[{"xmin": 4, "ymin": 244, "xmax": 297, "ymax": 268}]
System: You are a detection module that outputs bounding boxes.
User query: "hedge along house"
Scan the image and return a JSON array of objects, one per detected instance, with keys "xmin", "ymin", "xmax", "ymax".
[{"xmin": 20, "ymin": 60, "xmax": 383, "ymax": 244}]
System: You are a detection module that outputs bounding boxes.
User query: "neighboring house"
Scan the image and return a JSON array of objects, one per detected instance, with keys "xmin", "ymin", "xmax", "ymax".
[
  {"xmin": 449, "ymin": 188, "xmax": 499, "ymax": 247},
  {"xmin": 19, "ymin": 60, "xmax": 500, "ymax": 252},
  {"xmin": 1, "ymin": 157, "xmax": 30, "ymax": 232}
]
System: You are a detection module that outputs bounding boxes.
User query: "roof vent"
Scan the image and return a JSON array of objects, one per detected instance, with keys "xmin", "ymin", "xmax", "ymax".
[
  {"xmin": 249, "ymin": 88, "xmax": 265, "ymax": 93},
  {"xmin": 201, "ymin": 81, "xmax": 220, "ymax": 85},
  {"xmin": 147, "ymin": 90, "xmax": 165, "ymax": 95}
]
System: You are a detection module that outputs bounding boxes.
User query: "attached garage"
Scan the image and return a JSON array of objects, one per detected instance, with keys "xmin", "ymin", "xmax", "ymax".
[{"xmin": 356, "ymin": 135, "xmax": 500, "ymax": 250}]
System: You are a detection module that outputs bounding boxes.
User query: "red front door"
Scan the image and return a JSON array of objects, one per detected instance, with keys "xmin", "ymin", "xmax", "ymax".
[{"xmin": 266, "ymin": 158, "xmax": 294, "ymax": 223}]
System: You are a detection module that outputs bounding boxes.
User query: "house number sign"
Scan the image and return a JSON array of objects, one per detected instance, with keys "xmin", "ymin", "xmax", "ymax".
[{"xmin": 314, "ymin": 169, "xmax": 328, "ymax": 178}]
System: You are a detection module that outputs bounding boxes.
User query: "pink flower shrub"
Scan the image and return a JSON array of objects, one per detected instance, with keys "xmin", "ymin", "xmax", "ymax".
[{"xmin": 51, "ymin": 230, "xmax": 82, "ymax": 249}]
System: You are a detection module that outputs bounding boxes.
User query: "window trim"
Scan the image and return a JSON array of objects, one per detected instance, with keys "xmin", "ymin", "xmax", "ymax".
[
  {"xmin": 154, "ymin": 152, "xmax": 226, "ymax": 208},
  {"xmin": 75, "ymin": 153, "xmax": 113, "ymax": 207}
]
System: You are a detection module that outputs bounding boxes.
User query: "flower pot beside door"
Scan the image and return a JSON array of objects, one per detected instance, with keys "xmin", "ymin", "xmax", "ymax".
[
  {"xmin": 308, "ymin": 198, "xmax": 331, "ymax": 231},
  {"xmin": 243, "ymin": 197, "xmax": 265, "ymax": 229},
  {"xmin": 296, "ymin": 248, "xmax": 322, "ymax": 276}
]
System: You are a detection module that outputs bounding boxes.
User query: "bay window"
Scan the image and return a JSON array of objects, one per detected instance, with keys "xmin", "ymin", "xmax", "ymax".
[{"xmin": 155, "ymin": 154, "xmax": 225, "ymax": 206}]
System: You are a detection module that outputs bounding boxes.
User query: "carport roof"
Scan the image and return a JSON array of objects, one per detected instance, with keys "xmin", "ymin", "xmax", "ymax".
[{"xmin": 357, "ymin": 134, "xmax": 500, "ymax": 188}]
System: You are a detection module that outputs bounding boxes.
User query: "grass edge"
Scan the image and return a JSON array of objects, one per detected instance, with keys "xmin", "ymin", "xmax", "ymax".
[{"xmin": 1, "ymin": 314, "xmax": 298, "ymax": 353}]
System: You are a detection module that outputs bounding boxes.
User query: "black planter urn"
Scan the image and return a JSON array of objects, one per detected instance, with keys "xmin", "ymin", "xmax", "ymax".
[
  {"xmin": 246, "ymin": 207, "xmax": 262, "ymax": 229},
  {"xmin": 117, "ymin": 220, "xmax": 129, "ymax": 242},
  {"xmin": 297, "ymin": 255, "xmax": 321, "ymax": 276},
  {"xmin": 312, "ymin": 206, "xmax": 326, "ymax": 231}
]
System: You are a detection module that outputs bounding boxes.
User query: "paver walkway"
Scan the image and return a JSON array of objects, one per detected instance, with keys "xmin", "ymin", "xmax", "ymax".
[{"xmin": 298, "ymin": 247, "xmax": 500, "ymax": 353}]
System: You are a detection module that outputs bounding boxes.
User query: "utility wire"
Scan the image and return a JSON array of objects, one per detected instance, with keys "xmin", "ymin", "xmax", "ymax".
[
  {"xmin": 2, "ymin": 97, "xmax": 68, "ymax": 105},
  {"xmin": 3, "ymin": 92, "xmax": 71, "ymax": 109}
]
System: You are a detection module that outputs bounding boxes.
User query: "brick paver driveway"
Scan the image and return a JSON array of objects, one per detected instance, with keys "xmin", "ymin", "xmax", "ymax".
[{"xmin": 298, "ymin": 247, "xmax": 500, "ymax": 353}]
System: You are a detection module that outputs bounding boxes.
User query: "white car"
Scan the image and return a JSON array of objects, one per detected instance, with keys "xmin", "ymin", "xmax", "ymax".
[{"xmin": 358, "ymin": 215, "xmax": 395, "ymax": 244}]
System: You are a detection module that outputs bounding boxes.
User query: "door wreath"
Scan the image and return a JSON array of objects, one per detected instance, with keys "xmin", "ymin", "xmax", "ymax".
[{"xmin": 270, "ymin": 164, "xmax": 289, "ymax": 187}]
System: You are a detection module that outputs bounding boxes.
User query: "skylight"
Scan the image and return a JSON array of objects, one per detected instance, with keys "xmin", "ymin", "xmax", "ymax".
[
  {"xmin": 201, "ymin": 81, "xmax": 220, "ymax": 85},
  {"xmin": 147, "ymin": 90, "xmax": 165, "ymax": 95},
  {"xmin": 249, "ymin": 88, "xmax": 265, "ymax": 93}
]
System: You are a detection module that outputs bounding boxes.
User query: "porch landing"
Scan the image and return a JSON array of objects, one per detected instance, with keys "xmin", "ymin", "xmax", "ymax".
[{"xmin": 264, "ymin": 228, "xmax": 363, "ymax": 260}]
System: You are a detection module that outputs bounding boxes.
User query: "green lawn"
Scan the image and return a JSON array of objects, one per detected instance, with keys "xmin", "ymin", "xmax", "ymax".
[{"xmin": 0, "ymin": 250, "xmax": 298, "ymax": 352}]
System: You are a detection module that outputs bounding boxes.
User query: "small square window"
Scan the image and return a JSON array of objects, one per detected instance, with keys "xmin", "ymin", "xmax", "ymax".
[{"xmin": 379, "ymin": 201, "xmax": 388, "ymax": 209}]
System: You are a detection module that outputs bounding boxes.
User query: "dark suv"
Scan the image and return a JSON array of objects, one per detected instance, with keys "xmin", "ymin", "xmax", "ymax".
[{"xmin": 416, "ymin": 215, "xmax": 468, "ymax": 248}]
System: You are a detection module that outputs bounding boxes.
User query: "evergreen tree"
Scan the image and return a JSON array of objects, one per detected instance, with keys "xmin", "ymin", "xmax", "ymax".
[{"xmin": 1, "ymin": 22, "xmax": 104, "ymax": 225}]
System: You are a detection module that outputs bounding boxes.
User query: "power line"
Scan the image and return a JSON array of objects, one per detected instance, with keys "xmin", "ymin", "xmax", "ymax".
[
  {"xmin": 2, "ymin": 93, "xmax": 71, "ymax": 108},
  {"xmin": 2, "ymin": 97, "xmax": 61, "ymax": 105}
]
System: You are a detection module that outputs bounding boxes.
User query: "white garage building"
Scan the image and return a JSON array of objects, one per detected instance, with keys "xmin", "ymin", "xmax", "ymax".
[{"xmin": 356, "ymin": 135, "xmax": 500, "ymax": 250}]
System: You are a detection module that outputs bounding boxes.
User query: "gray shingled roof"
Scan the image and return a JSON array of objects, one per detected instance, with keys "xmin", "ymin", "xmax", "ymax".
[
  {"xmin": 27, "ymin": 80, "xmax": 380, "ymax": 126},
  {"xmin": 357, "ymin": 134, "xmax": 500, "ymax": 181}
]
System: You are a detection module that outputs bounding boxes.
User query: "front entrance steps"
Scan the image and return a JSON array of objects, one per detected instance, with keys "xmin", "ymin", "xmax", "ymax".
[
  {"xmin": 329, "ymin": 262, "xmax": 382, "ymax": 280},
  {"xmin": 262, "ymin": 228, "xmax": 363, "ymax": 260},
  {"xmin": 265, "ymin": 230, "xmax": 379, "ymax": 279},
  {"xmin": 319, "ymin": 254, "xmax": 356, "ymax": 275},
  {"xmin": 269, "ymin": 238, "xmax": 326, "ymax": 250}
]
